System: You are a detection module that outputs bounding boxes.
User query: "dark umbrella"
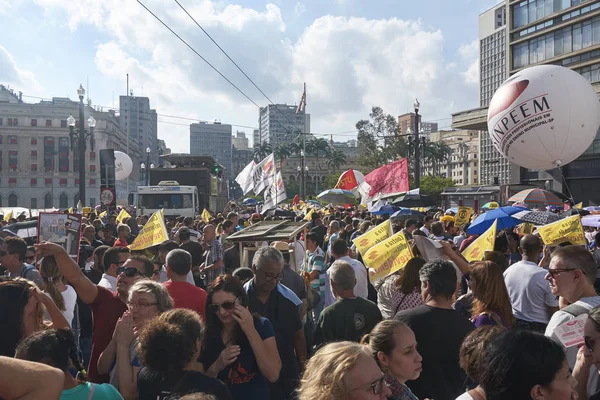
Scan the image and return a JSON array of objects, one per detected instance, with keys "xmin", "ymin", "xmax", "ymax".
[
  {"xmin": 563, "ymin": 209, "xmax": 590, "ymax": 217},
  {"xmin": 264, "ymin": 208, "xmax": 295, "ymax": 218},
  {"xmin": 392, "ymin": 193, "xmax": 435, "ymax": 207},
  {"xmin": 513, "ymin": 210, "xmax": 562, "ymax": 225}
]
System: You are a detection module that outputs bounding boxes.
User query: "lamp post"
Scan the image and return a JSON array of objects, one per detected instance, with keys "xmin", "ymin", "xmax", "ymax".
[
  {"xmin": 413, "ymin": 99, "xmax": 421, "ymax": 188},
  {"xmin": 67, "ymin": 84, "xmax": 95, "ymax": 207},
  {"xmin": 299, "ymin": 150, "xmax": 307, "ymax": 201}
]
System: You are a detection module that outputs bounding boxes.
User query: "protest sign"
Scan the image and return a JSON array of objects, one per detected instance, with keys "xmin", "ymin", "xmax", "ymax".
[
  {"xmin": 38, "ymin": 212, "xmax": 83, "ymax": 262},
  {"xmin": 455, "ymin": 207, "xmax": 473, "ymax": 227},
  {"xmin": 129, "ymin": 209, "xmax": 168, "ymax": 251},
  {"xmin": 537, "ymin": 215, "xmax": 586, "ymax": 246},
  {"xmin": 364, "ymin": 231, "xmax": 413, "ymax": 281},
  {"xmin": 352, "ymin": 220, "xmax": 393, "ymax": 257},
  {"xmin": 462, "ymin": 219, "xmax": 497, "ymax": 262}
]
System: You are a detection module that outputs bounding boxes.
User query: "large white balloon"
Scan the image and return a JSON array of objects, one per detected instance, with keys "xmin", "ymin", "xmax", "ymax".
[
  {"xmin": 487, "ymin": 65, "xmax": 600, "ymax": 170},
  {"xmin": 114, "ymin": 151, "xmax": 133, "ymax": 181}
]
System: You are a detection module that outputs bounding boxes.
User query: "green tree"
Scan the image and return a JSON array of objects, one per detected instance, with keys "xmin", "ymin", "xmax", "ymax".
[
  {"xmin": 423, "ymin": 141, "xmax": 453, "ymax": 176},
  {"xmin": 309, "ymin": 138, "xmax": 330, "ymax": 170},
  {"xmin": 326, "ymin": 149, "xmax": 347, "ymax": 175},
  {"xmin": 420, "ymin": 175, "xmax": 455, "ymax": 203},
  {"xmin": 274, "ymin": 144, "xmax": 290, "ymax": 169},
  {"xmin": 356, "ymin": 106, "xmax": 408, "ymax": 169},
  {"xmin": 323, "ymin": 172, "xmax": 342, "ymax": 189},
  {"xmin": 253, "ymin": 142, "xmax": 272, "ymax": 161}
]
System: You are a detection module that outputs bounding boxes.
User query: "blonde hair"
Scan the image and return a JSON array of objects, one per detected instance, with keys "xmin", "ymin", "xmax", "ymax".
[
  {"xmin": 297, "ymin": 341, "xmax": 372, "ymax": 400},
  {"xmin": 40, "ymin": 256, "xmax": 65, "ymax": 311},
  {"xmin": 128, "ymin": 280, "xmax": 174, "ymax": 313}
]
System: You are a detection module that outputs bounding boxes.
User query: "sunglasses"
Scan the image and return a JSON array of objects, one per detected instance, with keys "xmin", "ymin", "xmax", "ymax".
[
  {"xmin": 208, "ymin": 297, "xmax": 239, "ymax": 313},
  {"xmin": 117, "ymin": 267, "xmax": 141, "ymax": 278},
  {"xmin": 547, "ymin": 268, "xmax": 579, "ymax": 278}
]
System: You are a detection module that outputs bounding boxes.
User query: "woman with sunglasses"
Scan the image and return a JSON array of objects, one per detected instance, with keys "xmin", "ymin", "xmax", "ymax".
[
  {"xmin": 98, "ymin": 280, "xmax": 173, "ymax": 400},
  {"xmin": 298, "ymin": 341, "xmax": 392, "ymax": 400},
  {"xmin": 199, "ymin": 275, "xmax": 281, "ymax": 400}
]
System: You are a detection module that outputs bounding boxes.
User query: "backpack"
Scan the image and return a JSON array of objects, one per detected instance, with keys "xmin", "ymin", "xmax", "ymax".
[
  {"xmin": 20, "ymin": 265, "xmax": 37, "ymax": 280},
  {"xmin": 562, "ymin": 302, "xmax": 591, "ymax": 317}
]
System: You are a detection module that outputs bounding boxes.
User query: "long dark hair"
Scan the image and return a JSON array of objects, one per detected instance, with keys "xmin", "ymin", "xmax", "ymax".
[
  {"xmin": 395, "ymin": 258, "xmax": 426, "ymax": 294},
  {"xmin": 0, "ymin": 280, "xmax": 32, "ymax": 356},
  {"xmin": 204, "ymin": 275, "xmax": 253, "ymax": 350},
  {"xmin": 15, "ymin": 328, "xmax": 88, "ymax": 381}
]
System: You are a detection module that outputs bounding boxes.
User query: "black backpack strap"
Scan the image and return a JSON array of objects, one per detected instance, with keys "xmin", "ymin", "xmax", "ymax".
[{"xmin": 561, "ymin": 303, "xmax": 590, "ymax": 317}]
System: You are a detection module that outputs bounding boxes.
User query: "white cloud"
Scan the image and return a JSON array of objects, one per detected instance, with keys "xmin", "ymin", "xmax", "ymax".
[
  {"xmin": 0, "ymin": 45, "xmax": 41, "ymax": 93},
  {"xmin": 458, "ymin": 40, "xmax": 479, "ymax": 85},
  {"xmin": 294, "ymin": 2, "xmax": 306, "ymax": 17}
]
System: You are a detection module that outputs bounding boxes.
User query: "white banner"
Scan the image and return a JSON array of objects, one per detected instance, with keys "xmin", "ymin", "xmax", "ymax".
[
  {"xmin": 252, "ymin": 154, "xmax": 276, "ymax": 194},
  {"xmin": 235, "ymin": 160, "xmax": 256, "ymax": 195},
  {"xmin": 263, "ymin": 172, "xmax": 287, "ymax": 212}
]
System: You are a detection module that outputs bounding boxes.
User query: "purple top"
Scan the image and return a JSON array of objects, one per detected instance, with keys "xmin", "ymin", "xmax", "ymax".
[{"xmin": 472, "ymin": 311, "xmax": 507, "ymax": 328}]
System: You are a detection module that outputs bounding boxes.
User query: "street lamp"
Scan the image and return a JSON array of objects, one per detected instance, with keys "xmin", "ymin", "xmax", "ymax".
[
  {"xmin": 142, "ymin": 147, "xmax": 152, "ymax": 186},
  {"xmin": 67, "ymin": 84, "xmax": 95, "ymax": 207},
  {"xmin": 413, "ymin": 99, "xmax": 421, "ymax": 188}
]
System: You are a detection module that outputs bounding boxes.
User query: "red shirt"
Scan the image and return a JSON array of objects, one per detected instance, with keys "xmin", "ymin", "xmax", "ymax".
[
  {"xmin": 164, "ymin": 280, "xmax": 207, "ymax": 318},
  {"xmin": 113, "ymin": 238, "xmax": 129, "ymax": 247},
  {"xmin": 89, "ymin": 286, "xmax": 128, "ymax": 383}
]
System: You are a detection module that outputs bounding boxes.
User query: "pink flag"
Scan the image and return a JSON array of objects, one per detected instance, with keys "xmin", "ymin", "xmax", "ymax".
[{"xmin": 364, "ymin": 158, "xmax": 409, "ymax": 197}]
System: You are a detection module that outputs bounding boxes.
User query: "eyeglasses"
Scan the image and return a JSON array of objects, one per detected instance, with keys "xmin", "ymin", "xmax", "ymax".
[
  {"xmin": 208, "ymin": 298, "xmax": 239, "ymax": 313},
  {"xmin": 127, "ymin": 301, "xmax": 158, "ymax": 309},
  {"xmin": 259, "ymin": 269, "xmax": 282, "ymax": 282},
  {"xmin": 360, "ymin": 376, "xmax": 387, "ymax": 395},
  {"xmin": 547, "ymin": 268, "xmax": 579, "ymax": 278},
  {"xmin": 117, "ymin": 267, "xmax": 141, "ymax": 278}
]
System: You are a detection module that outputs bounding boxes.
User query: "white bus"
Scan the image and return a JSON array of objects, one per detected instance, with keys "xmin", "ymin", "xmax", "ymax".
[{"xmin": 136, "ymin": 181, "xmax": 199, "ymax": 218}]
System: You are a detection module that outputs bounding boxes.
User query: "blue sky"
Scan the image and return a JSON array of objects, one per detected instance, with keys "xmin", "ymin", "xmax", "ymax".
[{"xmin": 0, "ymin": 0, "xmax": 499, "ymax": 153}]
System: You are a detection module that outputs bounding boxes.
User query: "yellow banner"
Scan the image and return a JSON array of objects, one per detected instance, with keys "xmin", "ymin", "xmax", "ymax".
[
  {"xmin": 537, "ymin": 215, "xmax": 586, "ymax": 246},
  {"xmin": 98, "ymin": 211, "xmax": 107, "ymax": 219},
  {"xmin": 82, "ymin": 207, "xmax": 91, "ymax": 216},
  {"xmin": 455, "ymin": 207, "xmax": 473, "ymax": 227},
  {"xmin": 462, "ymin": 219, "xmax": 497, "ymax": 262},
  {"xmin": 202, "ymin": 209, "xmax": 211, "ymax": 223},
  {"xmin": 353, "ymin": 220, "xmax": 393, "ymax": 257},
  {"xmin": 129, "ymin": 209, "xmax": 168, "ymax": 251},
  {"xmin": 304, "ymin": 208, "xmax": 314, "ymax": 221},
  {"xmin": 521, "ymin": 222, "xmax": 534, "ymax": 235},
  {"xmin": 4, "ymin": 210, "xmax": 12, "ymax": 221},
  {"xmin": 116, "ymin": 209, "xmax": 132, "ymax": 224},
  {"xmin": 575, "ymin": 202, "xmax": 583, "ymax": 210},
  {"xmin": 364, "ymin": 231, "xmax": 414, "ymax": 281}
]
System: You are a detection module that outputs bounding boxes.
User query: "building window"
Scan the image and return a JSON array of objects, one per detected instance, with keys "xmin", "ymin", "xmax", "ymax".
[
  {"xmin": 59, "ymin": 179, "xmax": 67, "ymax": 186},
  {"xmin": 75, "ymin": 179, "xmax": 79, "ymax": 185},
  {"xmin": 31, "ymin": 150, "xmax": 37, "ymax": 160},
  {"xmin": 45, "ymin": 178, "xmax": 52, "ymax": 186},
  {"xmin": 58, "ymin": 137, "xmax": 69, "ymax": 172},
  {"xmin": 46, "ymin": 119, "xmax": 52, "ymax": 127},
  {"xmin": 30, "ymin": 178, "xmax": 37, "ymax": 186},
  {"xmin": 8, "ymin": 178, "xmax": 16, "ymax": 187},
  {"xmin": 44, "ymin": 193, "xmax": 52, "ymax": 208},
  {"xmin": 44, "ymin": 137, "xmax": 54, "ymax": 172},
  {"xmin": 8, "ymin": 118, "xmax": 18, "ymax": 126},
  {"xmin": 8, "ymin": 193, "xmax": 17, "ymax": 207},
  {"xmin": 30, "ymin": 197, "xmax": 37, "ymax": 209},
  {"xmin": 31, "ymin": 119, "xmax": 37, "ymax": 127},
  {"xmin": 89, "ymin": 151, "xmax": 95, "ymax": 160},
  {"xmin": 31, "ymin": 137, "xmax": 37, "ymax": 145},
  {"xmin": 59, "ymin": 193, "xmax": 68, "ymax": 209},
  {"xmin": 90, "ymin": 178, "xmax": 96, "ymax": 186},
  {"xmin": 8, "ymin": 135, "xmax": 17, "ymax": 144},
  {"xmin": 8, "ymin": 151, "xmax": 17, "ymax": 172},
  {"xmin": 60, "ymin": 120, "xmax": 67, "ymax": 128},
  {"xmin": 31, "ymin": 164, "xmax": 37, "ymax": 172},
  {"xmin": 90, "ymin": 164, "xmax": 96, "ymax": 172}
]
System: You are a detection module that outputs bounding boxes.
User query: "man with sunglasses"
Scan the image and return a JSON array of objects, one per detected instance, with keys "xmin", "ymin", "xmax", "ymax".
[
  {"xmin": 503, "ymin": 234, "xmax": 559, "ymax": 333},
  {"xmin": 544, "ymin": 245, "xmax": 600, "ymax": 396},
  {"xmin": 0, "ymin": 236, "xmax": 42, "ymax": 287},
  {"xmin": 245, "ymin": 246, "xmax": 306, "ymax": 400},
  {"xmin": 35, "ymin": 241, "xmax": 154, "ymax": 384},
  {"xmin": 98, "ymin": 247, "xmax": 130, "ymax": 292}
]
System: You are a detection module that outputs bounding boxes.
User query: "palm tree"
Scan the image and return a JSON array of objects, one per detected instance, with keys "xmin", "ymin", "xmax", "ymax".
[
  {"xmin": 289, "ymin": 139, "xmax": 302, "ymax": 157},
  {"xmin": 433, "ymin": 142, "xmax": 453, "ymax": 176},
  {"xmin": 253, "ymin": 142, "xmax": 272, "ymax": 162},
  {"xmin": 274, "ymin": 144, "xmax": 291, "ymax": 170},
  {"xmin": 327, "ymin": 149, "xmax": 347, "ymax": 175},
  {"xmin": 310, "ymin": 138, "xmax": 330, "ymax": 170}
]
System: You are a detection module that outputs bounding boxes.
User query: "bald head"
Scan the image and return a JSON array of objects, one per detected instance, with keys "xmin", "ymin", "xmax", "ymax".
[
  {"xmin": 203, "ymin": 224, "xmax": 216, "ymax": 241},
  {"xmin": 520, "ymin": 234, "xmax": 541, "ymax": 259}
]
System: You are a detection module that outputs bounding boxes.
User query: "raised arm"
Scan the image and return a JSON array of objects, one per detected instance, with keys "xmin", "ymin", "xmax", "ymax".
[
  {"xmin": 30, "ymin": 287, "xmax": 69, "ymax": 330},
  {"xmin": 35, "ymin": 242, "xmax": 98, "ymax": 304},
  {"xmin": 0, "ymin": 356, "xmax": 64, "ymax": 400}
]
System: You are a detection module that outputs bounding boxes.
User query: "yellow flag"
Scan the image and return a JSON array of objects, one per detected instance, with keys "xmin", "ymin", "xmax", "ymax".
[
  {"xmin": 521, "ymin": 222, "xmax": 534, "ymax": 235},
  {"xmin": 116, "ymin": 209, "xmax": 132, "ymax": 224},
  {"xmin": 455, "ymin": 207, "xmax": 473, "ymax": 227},
  {"xmin": 98, "ymin": 211, "xmax": 107, "ymax": 219},
  {"xmin": 575, "ymin": 202, "xmax": 583, "ymax": 210},
  {"xmin": 323, "ymin": 208, "xmax": 331, "ymax": 216},
  {"xmin": 462, "ymin": 219, "xmax": 498, "ymax": 262},
  {"xmin": 352, "ymin": 220, "xmax": 393, "ymax": 257},
  {"xmin": 129, "ymin": 209, "xmax": 168, "ymax": 251},
  {"xmin": 4, "ymin": 210, "xmax": 13, "ymax": 221},
  {"xmin": 537, "ymin": 215, "xmax": 586, "ymax": 246},
  {"xmin": 304, "ymin": 208, "xmax": 314, "ymax": 221},
  {"xmin": 202, "ymin": 209, "xmax": 211, "ymax": 223},
  {"xmin": 68, "ymin": 207, "xmax": 73, "ymax": 214},
  {"xmin": 364, "ymin": 231, "xmax": 414, "ymax": 281}
]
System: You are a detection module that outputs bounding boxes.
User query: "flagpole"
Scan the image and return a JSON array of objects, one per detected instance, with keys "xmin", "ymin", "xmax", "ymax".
[{"xmin": 302, "ymin": 82, "xmax": 307, "ymax": 201}]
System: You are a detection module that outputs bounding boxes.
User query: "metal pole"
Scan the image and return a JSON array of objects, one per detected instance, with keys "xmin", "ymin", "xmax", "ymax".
[
  {"xmin": 78, "ymin": 96, "xmax": 86, "ymax": 206},
  {"xmin": 414, "ymin": 111, "xmax": 420, "ymax": 188},
  {"xmin": 146, "ymin": 152, "xmax": 150, "ymax": 186}
]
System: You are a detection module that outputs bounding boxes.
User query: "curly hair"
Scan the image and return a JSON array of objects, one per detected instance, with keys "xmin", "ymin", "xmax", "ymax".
[
  {"xmin": 138, "ymin": 308, "xmax": 204, "ymax": 375},
  {"xmin": 297, "ymin": 341, "xmax": 372, "ymax": 400},
  {"xmin": 459, "ymin": 326, "xmax": 505, "ymax": 381}
]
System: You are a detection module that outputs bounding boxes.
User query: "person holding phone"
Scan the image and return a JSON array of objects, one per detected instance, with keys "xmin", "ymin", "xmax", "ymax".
[{"xmin": 200, "ymin": 274, "xmax": 281, "ymax": 400}]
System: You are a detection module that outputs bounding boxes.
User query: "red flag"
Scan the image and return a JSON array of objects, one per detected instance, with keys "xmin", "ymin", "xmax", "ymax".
[
  {"xmin": 365, "ymin": 158, "xmax": 409, "ymax": 197},
  {"xmin": 292, "ymin": 194, "xmax": 299, "ymax": 205},
  {"xmin": 335, "ymin": 169, "xmax": 359, "ymax": 190}
]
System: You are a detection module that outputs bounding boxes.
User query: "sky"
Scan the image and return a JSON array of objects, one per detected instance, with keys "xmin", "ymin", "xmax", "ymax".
[{"xmin": 0, "ymin": 0, "xmax": 500, "ymax": 153}]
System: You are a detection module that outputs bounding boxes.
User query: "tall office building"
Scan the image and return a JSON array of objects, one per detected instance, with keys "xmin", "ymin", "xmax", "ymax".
[
  {"xmin": 453, "ymin": 0, "xmax": 600, "ymax": 202},
  {"xmin": 398, "ymin": 113, "xmax": 439, "ymax": 135},
  {"xmin": 119, "ymin": 95, "xmax": 158, "ymax": 165},
  {"xmin": 252, "ymin": 129, "xmax": 259, "ymax": 148},
  {"xmin": 190, "ymin": 122, "xmax": 232, "ymax": 178},
  {"xmin": 259, "ymin": 104, "xmax": 310, "ymax": 148},
  {"xmin": 479, "ymin": 3, "xmax": 510, "ymax": 185},
  {"xmin": 232, "ymin": 131, "xmax": 249, "ymax": 151}
]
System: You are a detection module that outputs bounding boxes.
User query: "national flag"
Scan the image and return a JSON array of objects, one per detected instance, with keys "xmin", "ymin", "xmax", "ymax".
[
  {"xmin": 263, "ymin": 172, "xmax": 287, "ymax": 212},
  {"xmin": 235, "ymin": 160, "xmax": 256, "ymax": 195},
  {"xmin": 335, "ymin": 169, "xmax": 359, "ymax": 191},
  {"xmin": 296, "ymin": 83, "xmax": 306, "ymax": 114},
  {"xmin": 252, "ymin": 154, "xmax": 276, "ymax": 194},
  {"xmin": 364, "ymin": 158, "xmax": 409, "ymax": 198}
]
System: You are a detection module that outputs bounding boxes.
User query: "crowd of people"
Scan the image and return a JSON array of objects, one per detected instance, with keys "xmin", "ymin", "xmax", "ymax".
[{"xmin": 1, "ymin": 205, "xmax": 600, "ymax": 400}]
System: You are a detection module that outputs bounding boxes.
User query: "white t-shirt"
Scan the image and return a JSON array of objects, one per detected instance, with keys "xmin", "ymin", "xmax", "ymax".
[
  {"xmin": 420, "ymin": 226, "xmax": 430, "ymax": 236},
  {"xmin": 503, "ymin": 260, "xmax": 558, "ymax": 324},
  {"xmin": 337, "ymin": 256, "xmax": 369, "ymax": 300},
  {"xmin": 293, "ymin": 240, "xmax": 306, "ymax": 272},
  {"xmin": 545, "ymin": 296, "xmax": 600, "ymax": 396},
  {"xmin": 44, "ymin": 285, "xmax": 77, "ymax": 327},
  {"xmin": 98, "ymin": 274, "xmax": 117, "ymax": 292},
  {"xmin": 188, "ymin": 229, "xmax": 201, "ymax": 242},
  {"xmin": 159, "ymin": 267, "xmax": 195, "ymax": 285}
]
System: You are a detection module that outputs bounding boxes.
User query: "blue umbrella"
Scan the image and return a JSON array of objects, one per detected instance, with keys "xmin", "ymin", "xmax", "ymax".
[
  {"xmin": 391, "ymin": 208, "xmax": 424, "ymax": 218},
  {"xmin": 242, "ymin": 198, "xmax": 259, "ymax": 206},
  {"xmin": 467, "ymin": 206, "xmax": 528, "ymax": 235},
  {"xmin": 372, "ymin": 204, "xmax": 400, "ymax": 216}
]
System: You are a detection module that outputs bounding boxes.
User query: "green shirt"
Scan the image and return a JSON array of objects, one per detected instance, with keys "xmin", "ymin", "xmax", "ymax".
[{"xmin": 314, "ymin": 297, "xmax": 382, "ymax": 347}]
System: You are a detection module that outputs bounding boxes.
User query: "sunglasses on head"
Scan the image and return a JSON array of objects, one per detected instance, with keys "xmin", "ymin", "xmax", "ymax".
[
  {"xmin": 117, "ymin": 266, "xmax": 141, "ymax": 278},
  {"xmin": 208, "ymin": 297, "xmax": 239, "ymax": 313}
]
